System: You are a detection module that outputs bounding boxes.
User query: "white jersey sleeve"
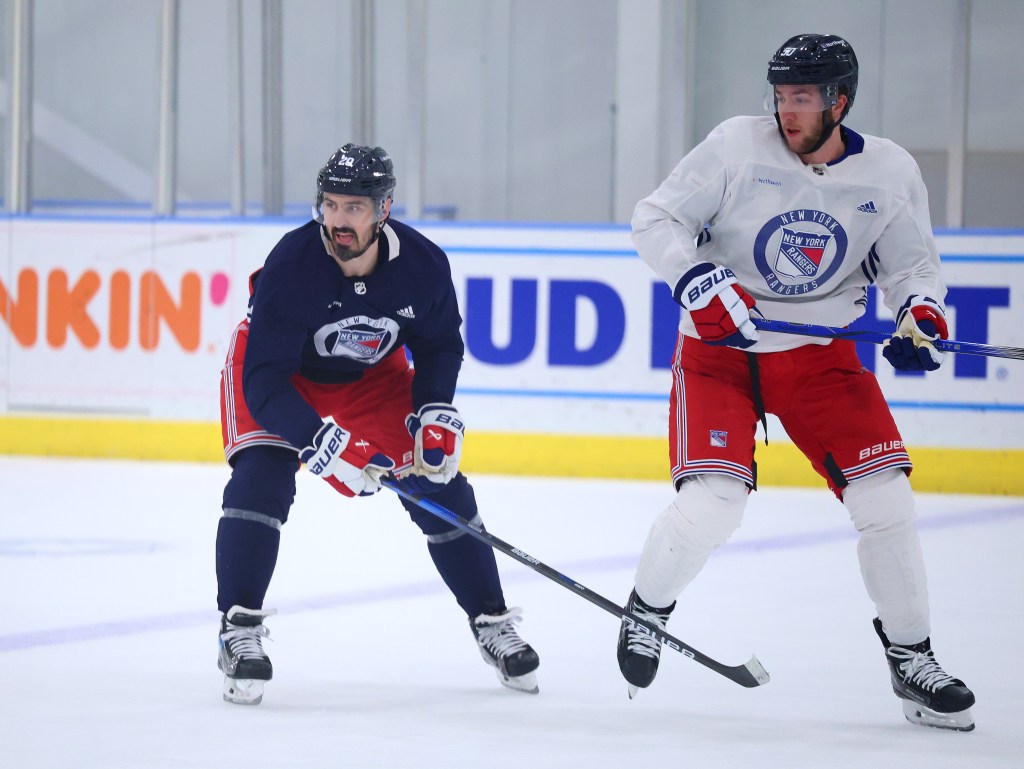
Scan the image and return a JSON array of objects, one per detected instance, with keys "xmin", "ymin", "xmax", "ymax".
[
  {"xmin": 631, "ymin": 123, "xmax": 730, "ymax": 299},
  {"xmin": 632, "ymin": 115, "xmax": 947, "ymax": 351},
  {"xmin": 868, "ymin": 158, "xmax": 946, "ymax": 317}
]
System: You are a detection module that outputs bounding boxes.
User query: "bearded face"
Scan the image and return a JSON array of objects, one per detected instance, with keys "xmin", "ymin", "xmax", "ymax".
[{"xmin": 320, "ymin": 194, "xmax": 381, "ymax": 262}]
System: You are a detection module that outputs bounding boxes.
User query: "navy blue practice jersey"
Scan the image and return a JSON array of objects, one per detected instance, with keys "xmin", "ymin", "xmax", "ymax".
[{"xmin": 242, "ymin": 218, "xmax": 464, "ymax": 451}]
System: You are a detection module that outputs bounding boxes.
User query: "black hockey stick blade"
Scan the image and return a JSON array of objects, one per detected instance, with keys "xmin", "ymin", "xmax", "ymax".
[
  {"xmin": 751, "ymin": 317, "xmax": 1024, "ymax": 360},
  {"xmin": 382, "ymin": 477, "xmax": 770, "ymax": 688}
]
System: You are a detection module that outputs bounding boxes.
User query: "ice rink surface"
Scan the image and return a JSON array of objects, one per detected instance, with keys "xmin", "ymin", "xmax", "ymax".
[{"xmin": 1, "ymin": 456, "xmax": 1021, "ymax": 769}]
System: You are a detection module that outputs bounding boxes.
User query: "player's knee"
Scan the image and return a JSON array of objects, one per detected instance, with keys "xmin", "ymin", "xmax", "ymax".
[
  {"xmin": 843, "ymin": 469, "xmax": 915, "ymax": 534},
  {"xmin": 402, "ymin": 473, "xmax": 478, "ymax": 537},
  {"xmin": 222, "ymin": 445, "xmax": 298, "ymax": 525},
  {"xmin": 666, "ymin": 473, "xmax": 748, "ymax": 550}
]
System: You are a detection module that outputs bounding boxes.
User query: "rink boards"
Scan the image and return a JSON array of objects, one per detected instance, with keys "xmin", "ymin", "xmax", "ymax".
[{"xmin": 0, "ymin": 218, "xmax": 1021, "ymax": 494}]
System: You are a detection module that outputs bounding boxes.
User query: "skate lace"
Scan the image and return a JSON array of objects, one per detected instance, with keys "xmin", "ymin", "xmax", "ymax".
[
  {"xmin": 222, "ymin": 623, "xmax": 271, "ymax": 660},
  {"xmin": 624, "ymin": 605, "xmax": 670, "ymax": 659},
  {"xmin": 888, "ymin": 646, "xmax": 957, "ymax": 692},
  {"xmin": 476, "ymin": 612, "xmax": 529, "ymax": 658}
]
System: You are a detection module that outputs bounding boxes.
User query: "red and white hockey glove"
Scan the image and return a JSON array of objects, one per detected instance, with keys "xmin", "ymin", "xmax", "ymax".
[
  {"xmin": 300, "ymin": 421, "xmax": 395, "ymax": 498},
  {"xmin": 675, "ymin": 263, "xmax": 760, "ymax": 348},
  {"xmin": 400, "ymin": 403, "xmax": 465, "ymax": 494},
  {"xmin": 882, "ymin": 295, "xmax": 949, "ymax": 372}
]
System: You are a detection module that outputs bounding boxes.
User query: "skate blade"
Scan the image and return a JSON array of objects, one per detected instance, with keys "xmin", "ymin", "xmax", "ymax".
[
  {"xmin": 223, "ymin": 676, "xmax": 265, "ymax": 706},
  {"xmin": 497, "ymin": 669, "xmax": 539, "ymax": 695},
  {"xmin": 627, "ymin": 684, "xmax": 639, "ymax": 700},
  {"xmin": 902, "ymin": 699, "xmax": 975, "ymax": 732}
]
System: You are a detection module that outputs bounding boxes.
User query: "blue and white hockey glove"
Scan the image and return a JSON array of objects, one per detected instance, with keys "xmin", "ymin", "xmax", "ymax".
[
  {"xmin": 882, "ymin": 296, "xmax": 948, "ymax": 372},
  {"xmin": 400, "ymin": 403, "xmax": 465, "ymax": 494},
  {"xmin": 300, "ymin": 421, "xmax": 395, "ymax": 498},
  {"xmin": 675, "ymin": 263, "xmax": 760, "ymax": 348}
]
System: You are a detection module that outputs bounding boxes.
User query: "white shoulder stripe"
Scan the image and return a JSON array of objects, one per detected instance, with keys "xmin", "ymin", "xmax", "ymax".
[{"xmin": 382, "ymin": 222, "xmax": 401, "ymax": 260}]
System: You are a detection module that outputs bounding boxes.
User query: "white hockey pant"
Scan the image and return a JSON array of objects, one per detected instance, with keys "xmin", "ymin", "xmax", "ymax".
[
  {"xmin": 634, "ymin": 474, "xmax": 747, "ymax": 609},
  {"xmin": 843, "ymin": 469, "xmax": 930, "ymax": 644}
]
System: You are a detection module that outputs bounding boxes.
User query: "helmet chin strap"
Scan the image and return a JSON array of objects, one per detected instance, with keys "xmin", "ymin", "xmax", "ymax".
[
  {"xmin": 773, "ymin": 110, "xmax": 840, "ymax": 156},
  {"xmin": 367, "ymin": 213, "xmax": 390, "ymax": 247}
]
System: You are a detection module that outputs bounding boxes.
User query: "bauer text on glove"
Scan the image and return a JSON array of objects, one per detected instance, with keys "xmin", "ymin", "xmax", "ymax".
[
  {"xmin": 675, "ymin": 263, "xmax": 760, "ymax": 348},
  {"xmin": 300, "ymin": 421, "xmax": 395, "ymax": 497},
  {"xmin": 882, "ymin": 296, "xmax": 948, "ymax": 372},
  {"xmin": 401, "ymin": 403, "xmax": 464, "ymax": 493}
]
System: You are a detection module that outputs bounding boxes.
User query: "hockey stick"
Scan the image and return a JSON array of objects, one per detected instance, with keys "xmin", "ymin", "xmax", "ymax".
[
  {"xmin": 751, "ymin": 317, "xmax": 1024, "ymax": 360},
  {"xmin": 382, "ymin": 477, "xmax": 770, "ymax": 689}
]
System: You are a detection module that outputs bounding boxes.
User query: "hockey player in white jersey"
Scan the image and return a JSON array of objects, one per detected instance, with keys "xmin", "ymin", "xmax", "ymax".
[{"xmin": 617, "ymin": 34, "xmax": 975, "ymax": 731}]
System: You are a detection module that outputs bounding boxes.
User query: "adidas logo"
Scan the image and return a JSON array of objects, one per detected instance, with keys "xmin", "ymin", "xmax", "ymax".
[
  {"xmin": 397, "ymin": 305, "xmax": 415, "ymax": 319},
  {"xmin": 857, "ymin": 200, "xmax": 878, "ymax": 213}
]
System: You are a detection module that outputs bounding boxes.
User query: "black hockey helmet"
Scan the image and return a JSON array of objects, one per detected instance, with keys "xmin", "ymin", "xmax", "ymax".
[
  {"xmin": 313, "ymin": 143, "xmax": 396, "ymax": 222},
  {"xmin": 767, "ymin": 34, "xmax": 858, "ymax": 120}
]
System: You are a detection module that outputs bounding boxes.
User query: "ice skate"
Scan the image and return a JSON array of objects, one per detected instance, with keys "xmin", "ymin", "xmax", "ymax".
[
  {"xmin": 873, "ymin": 618, "xmax": 975, "ymax": 731},
  {"xmin": 218, "ymin": 605, "xmax": 276, "ymax": 705},
  {"xmin": 617, "ymin": 589, "xmax": 675, "ymax": 699},
  {"xmin": 470, "ymin": 607, "xmax": 540, "ymax": 694}
]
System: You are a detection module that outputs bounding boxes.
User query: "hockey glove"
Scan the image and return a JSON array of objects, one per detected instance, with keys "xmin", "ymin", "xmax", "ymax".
[
  {"xmin": 675, "ymin": 263, "xmax": 760, "ymax": 348},
  {"xmin": 400, "ymin": 403, "xmax": 465, "ymax": 494},
  {"xmin": 882, "ymin": 295, "xmax": 948, "ymax": 372},
  {"xmin": 300, "ymin": 421, "xmax": 395, "ymax": 497}
]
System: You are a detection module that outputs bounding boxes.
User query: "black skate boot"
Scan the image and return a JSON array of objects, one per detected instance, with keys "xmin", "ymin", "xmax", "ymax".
[
  {"xmin": 470, "ymin": 607, "xmax": 540, "ymax": 694},
  {"xmin": 218, "ymin": 605, "xmax": 276, "ymax": 705},
  {"xmin": 617, "ymin": 589, "xmax": 675, "ymax": 699},
  {"xmin": 873, "ymin": 617, "xmax": 975, "ymax": 731}
]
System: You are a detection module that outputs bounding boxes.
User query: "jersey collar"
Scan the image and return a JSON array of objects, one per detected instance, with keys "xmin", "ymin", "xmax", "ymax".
[{"xmin": 827, "ymin": 126, "xmax": 864, "ymax": 166}]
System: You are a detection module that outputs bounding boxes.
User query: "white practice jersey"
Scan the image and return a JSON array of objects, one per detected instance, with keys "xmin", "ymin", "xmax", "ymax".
[{"xmin": 632, "ymin": 115, "xmax": 946, "ymax": 352}]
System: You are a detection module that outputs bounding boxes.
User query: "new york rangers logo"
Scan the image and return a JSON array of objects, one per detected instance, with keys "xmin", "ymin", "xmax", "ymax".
[
  {"xmin": 753, "ymin": 209, "xmax": 848, "ymax": 296},
  {"xmin": 776, "ymin": 227, "xmax": 832, "ymax": 278},
  {"xmin": 313, "ymin": 314, "xmax": 400, "ymax": 363}
]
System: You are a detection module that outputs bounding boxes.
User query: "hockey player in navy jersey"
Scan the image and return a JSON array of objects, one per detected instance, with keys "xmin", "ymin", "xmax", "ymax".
[
  {"xmin": 616, "ymin": 35, "xmax": 974, "ymax": 730},
  {"xmin": 216, "ymin": 144, "xmax": 539, "ymax": 705}
]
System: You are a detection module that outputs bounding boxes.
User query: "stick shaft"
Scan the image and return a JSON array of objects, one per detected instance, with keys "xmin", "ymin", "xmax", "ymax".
[
  {"xmin": 382, "ymin": 478, "xmax": 769, "ymax": 688},
  {"xmin": 751, "ymin": 317, "xmax": 1024, "ymax": 360}
]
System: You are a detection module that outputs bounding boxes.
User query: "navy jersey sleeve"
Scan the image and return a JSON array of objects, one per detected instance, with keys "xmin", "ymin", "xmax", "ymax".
[
  {"xmin": 400, "ymin": 234, "xmax": 464, "ymax": 409},
  {"xmin": 241, "ymin": 237, "xmax": 326, "ymax": 452}
]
